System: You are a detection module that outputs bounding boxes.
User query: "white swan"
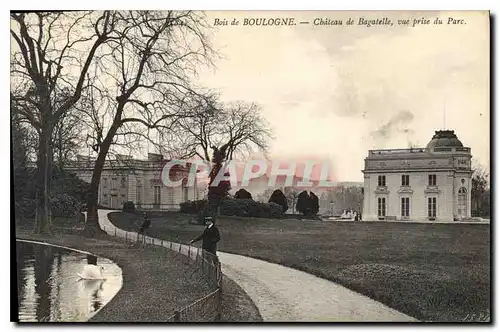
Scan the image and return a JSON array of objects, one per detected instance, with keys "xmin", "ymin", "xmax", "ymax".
[{"xmin": 77, "ymin": 264, "xmax": 106, "ymax": 280}]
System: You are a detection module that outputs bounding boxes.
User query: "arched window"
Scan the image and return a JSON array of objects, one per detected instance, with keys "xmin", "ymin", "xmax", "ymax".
[{"xmin": 457, "ymin": 187, "xmax": 468, "ymax": 217}]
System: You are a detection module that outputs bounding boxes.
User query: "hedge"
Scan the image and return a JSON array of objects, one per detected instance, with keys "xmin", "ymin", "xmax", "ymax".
[
  {"xmin": 180, "ymin": 198, "xmax": 283, "ymax": 219},
  {"xmin": 122, "ymin": 201, "xmax": 136, "ymax": 213}
]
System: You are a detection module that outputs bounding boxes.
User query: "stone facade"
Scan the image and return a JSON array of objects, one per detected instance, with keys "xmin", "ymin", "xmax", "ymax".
[
  {"xmin": 362, "ymin": 130, "xmax": 472, "ymax": 222},
  {"xmin": 67, "ymin": 153, "xmax": 199, "ymax": 210}
]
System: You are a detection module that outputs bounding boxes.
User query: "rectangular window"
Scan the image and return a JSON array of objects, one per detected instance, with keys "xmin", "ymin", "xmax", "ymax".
[
  {"xmin": 166, "ymin": 187, "xmax": 174, "ymax": 205},
  {"xmin": 378, "ymin": 175, "xmax": 386, "ymax": 187},
  {"xmin": 401, "ymin": 197, "xmax": 410, "ymax": 217},
  {"xmin": 121, "ymin": 177, "xmax": 126, "ymax": 188},
  {"xmin": 401, "ymin": 174, "xmax": 410, "ymax": 186},
  {"xmin": 136, "ymin": 186, "xmax": 142, "ymax": 204},
  {"xmin": 377, "ymin": 197, "xmax": 386, "ymax": 217},
  {"xmin": 154, "ymin": 186, "xmax": 161, "ymax": 205},
  {"xmin": 428, "ymin": 174, "xmax": 436, "ymax": 186},
  {"xmin": 111, "ymin": 177, "xmax": 117, "ymax": 189},
  {"xmin": 103, "ymin": 178, "xmax": 108, "ymax": 188},
  {"xmin": 428, "ymin": 197, "xmax": 437, "ymax": 217}
]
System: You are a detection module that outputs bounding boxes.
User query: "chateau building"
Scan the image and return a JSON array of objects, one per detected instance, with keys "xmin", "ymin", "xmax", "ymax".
[
  {"xmin": 67, "ymin": 153, "xmax": 200, "ymax": 210},
  {"xmin": 362, "ymin": 130, "xmax": 472, "ymax": 222}
]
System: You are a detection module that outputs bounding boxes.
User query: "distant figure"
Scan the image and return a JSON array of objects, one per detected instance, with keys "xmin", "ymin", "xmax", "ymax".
[
  {"xmin": 190, "ymin": 217, "xmax": 220, "ymax": 263},
  {"xmin": 139, "ymin": 212, "xmax": 151, "ymax": 234}
]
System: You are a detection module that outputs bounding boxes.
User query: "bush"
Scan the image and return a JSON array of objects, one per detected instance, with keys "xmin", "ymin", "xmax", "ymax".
[
  {"xmin": 14, "ymin": 194, "xmax": 83, "ymax": 218},
  {"xmin": 180, "ymin": 198, "xmax": 283, "ymax": 219},
  {"xmin": 219, "ymin": 199, "xmax": 283, "ymax": 219},
  {"xmin": 296, "ymin": 191, "xmax": 311, "ymax": 216},
  {"xmin": 235, "ymin": 188, "xmax": 253, "ymax": 199},
  {"xmin": 180, "ymin": 200, "xmax": 207, "ymax": 214},
  {"xmin": 310, "ymin": 191, "xmax": 319, "ymax": 215},
  {"xmin": 269, "ymin": 189, "xmax": 288, "ymax": 213},
  {"xmin": 122, "ymin": 201, "xmax": 135, "ymax": 213},
  {"xmin": 15, "ymin": 198, "xmax": 36, "ymax": 219},
  {"xmin": 50, "ymin": 193, "xmax": 83, "ymax": 217}
]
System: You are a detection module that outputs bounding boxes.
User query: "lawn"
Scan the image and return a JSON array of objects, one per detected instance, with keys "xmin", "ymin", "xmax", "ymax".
[
  {"xmin": 109, "ymin": 211, "xmax": 491, "ymax": 322},
  {"xmin": 15, "ymin": 214, "xmax": 86, "ymax": 232}
]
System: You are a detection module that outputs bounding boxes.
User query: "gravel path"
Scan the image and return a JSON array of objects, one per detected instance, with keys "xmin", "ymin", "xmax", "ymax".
[
  {"xmin": 99, "ymin": 210, "xmax": 417, "ymax": 322},
  {"xmin": 220, "ymin": 252, "xmax": 416, "ymax": 322}
]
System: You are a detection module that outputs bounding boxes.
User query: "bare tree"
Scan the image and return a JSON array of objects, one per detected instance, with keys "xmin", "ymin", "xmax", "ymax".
[
  {"xmin": 77, "ymin": 11, "xmax": 216, "ymax": 232},
  {"xmin": 53, "ymin": 110, "xmax": 85, "ymax": 169},
  {"xmin": 171, "ymin": 101, "xmax": 273, "ymax": 162},
  {"xmin": 10, "ymin": 11, "xmax": 117, "ymax": 233},
  {"xmin": 170, "ymin": 100, "xmax": 273, "ymax": 219}
]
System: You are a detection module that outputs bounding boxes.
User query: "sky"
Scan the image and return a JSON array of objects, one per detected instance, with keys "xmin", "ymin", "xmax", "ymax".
[{"xmin": 194, "ymin": 10, "xmax": 490, "ymax": 182}]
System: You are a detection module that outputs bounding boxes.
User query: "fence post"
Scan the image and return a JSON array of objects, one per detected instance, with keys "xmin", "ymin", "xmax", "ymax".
[
  {"xmin": 212, "ymin": 261, "xmax": 216, "ymax": 285},
  {"xmin": 161, "ymin": 239, "xmax": 164, "ymax": 247},
  {"xmin": 188, "ymin": 245, "xmax": 191, "ymax": 261},
  {"xmin": 125, "ymin": 232, "xmax": 127, "ymax": 242},
  {"xmin": 216, "ymin": 288, "xmax": 222, "ymax": 322},
  {"xmin": 174, "ymin": 311, "xmax": 180, "ymax": 322},
  {"xmin": 114, "ymin": 228, "xmax": 117, "ymax": 237}
]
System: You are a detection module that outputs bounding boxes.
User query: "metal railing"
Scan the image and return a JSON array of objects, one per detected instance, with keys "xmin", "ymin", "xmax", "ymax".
[{"xmin": 102, "ymin": 225, "xmax": 222, "ymax": 322}]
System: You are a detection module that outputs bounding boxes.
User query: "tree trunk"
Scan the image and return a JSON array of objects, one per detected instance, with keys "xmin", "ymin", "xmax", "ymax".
[
  {"xmin": 85, "ymin": 150, "xmax": 107, "ymax": 234},
  {"xmin": 35, "ymin": 125, "xmax": 53, "ymax": 234},
  {"xmin": 85, "ymin": 116, "xmax": 122, "ymax": 235}
]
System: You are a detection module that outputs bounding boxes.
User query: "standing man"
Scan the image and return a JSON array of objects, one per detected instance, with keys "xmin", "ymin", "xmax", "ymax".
[
  {"xmin": 139, "ymin": 212, "xmax": 151, "ymax": 235},
  {"xmin": 190, "ymin": 216, "xmax": 220, "ymax": 263}
]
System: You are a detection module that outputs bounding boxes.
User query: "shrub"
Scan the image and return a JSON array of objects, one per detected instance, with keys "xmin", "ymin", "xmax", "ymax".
[
  {"xmin": 180, "ymin": 200, "xmax": 207, "ymax": 215},
  {"xmin": 269, "ymin": 189, "xmax": 288, "ymax": 213},
  {"xmin": 296, "ymin": 191, "xmax": 311, "ymax": 216},
  {"xmin": 235, "ymin": 188, "xmax": 253, "ymax": 199},
  {"xmin": 180, "ymin": 198, "xmax": 283, "ymax": 219},
  {"xmin": 219, "ymin": 198, "xmax": 283, "ymax": 219},
  {"xmin": 310, "ymin": 191, "xmax": 319, "ymax": 215},
  {"xmin": 50, "ymin": 193, "xmax": 83, "ymax": 217},
  {"xmin": 15, "ymin": 198, "xmax": 36, "ymax": 219},
  {"xmin": 122, "ymin": 201, "xmax": 135, "ymax": 213}
]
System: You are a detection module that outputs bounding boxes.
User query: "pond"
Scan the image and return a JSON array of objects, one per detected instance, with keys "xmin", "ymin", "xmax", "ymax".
[{"xmin": 16, "ymin": 240, "xmax": 123, "ymax": 322}]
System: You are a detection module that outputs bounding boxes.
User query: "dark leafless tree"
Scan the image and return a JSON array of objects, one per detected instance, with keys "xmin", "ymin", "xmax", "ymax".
[
  {"xmin": 11, "ymin": 11, "xmax": 118, "ymax": 233},
  {"xmin": 76, "ymin": 11, "xmax": 217, "ymax": 232},
  {"xmin": 170, "ymin": 100, "xmax": 274, "ymax": 162}
]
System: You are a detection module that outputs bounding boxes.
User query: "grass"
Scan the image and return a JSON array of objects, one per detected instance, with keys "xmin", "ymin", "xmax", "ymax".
[
  {"xmin": 109, "ymin": 211, "xmax": 491, "ymax": 322},
  {"xmin": 15, "ymin": 214, "xmax": 86, "ymax": 232},
  {"xmin": 220, "ymin": 276, "xmax": 263, "ymax": 322}
]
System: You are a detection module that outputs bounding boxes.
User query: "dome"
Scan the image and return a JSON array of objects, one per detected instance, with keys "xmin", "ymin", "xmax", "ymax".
[{"xmin": 426, "ymin": 130, "xmax": 464, "ymax": 149}]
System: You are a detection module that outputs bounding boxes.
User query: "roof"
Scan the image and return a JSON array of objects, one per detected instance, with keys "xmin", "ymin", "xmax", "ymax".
[{"xmin": 426, "ymin": 130, "xmax": 464, "ymax": 149}]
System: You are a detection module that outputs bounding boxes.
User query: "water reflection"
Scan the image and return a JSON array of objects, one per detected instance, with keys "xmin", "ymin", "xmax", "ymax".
[{"xmin": 16, "ymin": 240, "xmax": 123, "ymax": 322}]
